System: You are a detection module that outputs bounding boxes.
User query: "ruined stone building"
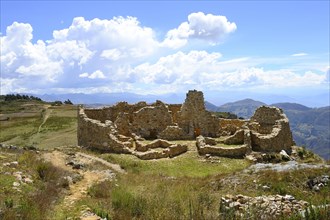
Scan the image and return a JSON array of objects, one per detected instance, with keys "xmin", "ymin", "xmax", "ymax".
[{"xmin": 77, "ymin": 90, "xmax": 295, "ymax": 159}]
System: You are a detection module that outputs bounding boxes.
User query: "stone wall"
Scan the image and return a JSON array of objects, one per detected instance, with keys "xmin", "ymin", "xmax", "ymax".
[
  {"xmin": 168, "ymin": 104, "xmax": 182, "ymax": 123},
  {"xmin": 77, "ymin": 108, "xmax": 131, "ymax": 153},
  {"xmin": 249, "ymin": 106, "xmax": 294, "ymax": 153},
  {"xmin": 177, "ymin": 90, "xmax": 220, "ymax": 138},
  {"xmin": 131, "ymin": 101, "xmax": 173, "ymax": 139},
  {"xmin": 158, "ymin": 125, "xmax": 189, "ymax": 140},
  {"xmin": 196, "ymin": 136, "xmax": 248, "ymax": 158},
  {"xmin": 220, "ymin": 119, "xmax": 247, "ymax": 135},
  {"xmin": 133, "ymin": 139, "xmax": 188, "ymax": 160}
]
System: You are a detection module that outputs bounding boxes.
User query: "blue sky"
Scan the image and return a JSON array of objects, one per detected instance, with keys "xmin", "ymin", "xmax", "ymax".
[{"xmin": 1, "ymin": 0, "xmax": 329, "ymax": 106}]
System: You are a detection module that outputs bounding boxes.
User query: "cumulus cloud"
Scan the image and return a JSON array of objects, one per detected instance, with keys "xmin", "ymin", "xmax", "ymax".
[
  {"xmin": 132, "ymin": 51, "xmax": 326, "ymax": 92},
  {"xmin": 52, "ymin": 16, "xmax": 158, "ymax": 58},
  {"xmin": 0, "ymin": 17, "xmax": 160, "ymax": 93},
  {"xmin": 0, "ymin": 22, "xmax": 63, "ymax": 83},
  {"xmin": 0, "ymin": 15, "xmax": 327, "ymax": 96},
  {"xmin": 162, "ymin": 12, "xmax": 237, "ymax": 48}
]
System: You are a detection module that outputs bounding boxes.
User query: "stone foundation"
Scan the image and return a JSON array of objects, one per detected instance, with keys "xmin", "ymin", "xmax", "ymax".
[
  {"xmin": 196, "ymin": 136, "xmax": 248, "ymax": 158},
  {"xmin": 133, "ymin": 139, "xmax": 188, "ymax": 160}
]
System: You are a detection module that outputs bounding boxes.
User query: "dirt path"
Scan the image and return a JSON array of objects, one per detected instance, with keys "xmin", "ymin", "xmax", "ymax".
[
  {"xmin": 38, "ymin": 105, "xmax": 52, "ymax": 133},
  {"xmin": 42, "ymin": 150, "xmax": 125, "ymax": 214},
  {"xmin": 76, "ymin": 152, "xmax": 126, "ymax": 174}
]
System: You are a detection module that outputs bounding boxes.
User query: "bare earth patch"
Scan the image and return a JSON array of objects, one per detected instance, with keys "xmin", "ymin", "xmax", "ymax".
[{"xmin": 42, "ymin": 150, "xmax": 124, "ymax": 217}]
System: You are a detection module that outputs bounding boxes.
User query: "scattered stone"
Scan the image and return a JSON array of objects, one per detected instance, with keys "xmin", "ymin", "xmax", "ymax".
[
  {"xmin": 312, "ymin": 185, "xmax": 320, "ymax": 192},
  {"xmin": 262, "ymin": 185, "xmax": 271, "ymax": 190},
  {"xmin": 13, "ymin": 182, "xmax": 20, "ymax": 187},
  {"xmin": 307, "ymin": 175, "xmax": 329, "ymax": 191},
  {"xmin": 72, "ymin": 163, "xmax": 84, "ymax": 169},
  {"xmin": 220, "ymin": 194, "xmax": 308, "ymax": 218},
  {"xmin": 280, "ymin": 150, "xmax": 291, "ymax": 161},
  {"xmin": 23, "ymin": 178, "xmax": 33, "ymax": 184},
  {"xmin": 4, "ymin": 161, "xmax": 19, "ymax": 167}
]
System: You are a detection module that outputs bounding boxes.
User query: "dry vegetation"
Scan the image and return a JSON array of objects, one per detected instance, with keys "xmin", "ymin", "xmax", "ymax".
[{"xmin": 0, "ymin": 100, "xmax": 329, "ymax": 219}]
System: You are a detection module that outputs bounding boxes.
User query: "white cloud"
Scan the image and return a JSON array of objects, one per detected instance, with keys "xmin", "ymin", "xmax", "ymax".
[
  {"xmin": 79, "ymin": 70, "xmax": 106, "ymax": 79},
  {"xmin": 0, "ymin": 16, "xmax": 327, "ymax": 96},
  {"xmin": 162, "ymin": 12, "xmax": 237, "ymax": 48},
  {"xmin": 291, "ymin": 53, "xmax": 308, "ymax": 57},
  {"xmin": 52, "ymin": 16, "xmax": 158, "ymax": 58},
  {"xmin": 325, "ymin": 67, "xmax": 330, "ymax": 83},
  {"xmin": 131, "ymin": 51, "xmax": 326, "ymax": 92},
  {"xmin": 0, "ymin": 22, "xmax": 64, "ymax": 82},
  {"xmin": 100, "ymin": 49, "xmax": 123, "ymax": 61}
]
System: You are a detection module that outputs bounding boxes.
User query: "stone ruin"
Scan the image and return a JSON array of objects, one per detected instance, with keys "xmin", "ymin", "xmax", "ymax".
[{"xmin": 77, "ymin": 90, "xmax": 295, "ymax": 159}]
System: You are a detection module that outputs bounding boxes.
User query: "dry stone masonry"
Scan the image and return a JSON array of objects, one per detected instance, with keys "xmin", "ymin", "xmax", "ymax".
[
  {"xmin": 220, "ymin": 194, "xmax": 309, "ymax": 219},
  {"xmin": 77, "ymin": 90, "xmax": 296, "ymax": 159}
]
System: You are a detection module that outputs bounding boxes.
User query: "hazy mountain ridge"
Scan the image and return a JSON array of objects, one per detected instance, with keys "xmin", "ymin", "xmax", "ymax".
[
  {"xmin": 206, "ymin": 99, "xmax": 329, "ymax": 160},
  {"xmin": 217, "ymin": 99, "xmax": 266, "ymax": 119}
]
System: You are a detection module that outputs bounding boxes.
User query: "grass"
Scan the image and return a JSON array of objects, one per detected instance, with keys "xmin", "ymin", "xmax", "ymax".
[
  {"xmin": 0, "ymin": 101, "xmax": 77, "ymax": 149},
  {"xmin": 103, "ymin": 151, "xmax": 250, "ymax": 178},
  {"xmin": 0, "ymin": 151, "xmax": 72, "ymax": 220}
]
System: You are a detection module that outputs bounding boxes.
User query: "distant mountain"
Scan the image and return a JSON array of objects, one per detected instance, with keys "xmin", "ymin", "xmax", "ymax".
[
  {"xmin": 217, "ymin": 98, "xmax": 266, "ymax": 119},
  {"xmin": 205, "ymin": 101, "xmax": 219, "ymax": 112},
  {"xmin": 271, "ymin": 102, "xmax": 311, "ymax": 111},
  {"xmin": 36, "ymin": 92, "xmax": 185, "ymax": 105}
]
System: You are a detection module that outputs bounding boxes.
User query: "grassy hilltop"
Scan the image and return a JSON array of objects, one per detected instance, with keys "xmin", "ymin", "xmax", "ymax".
[{"xmin": 0, "ymin": 98, "xmax": 329, "ymax": 219}]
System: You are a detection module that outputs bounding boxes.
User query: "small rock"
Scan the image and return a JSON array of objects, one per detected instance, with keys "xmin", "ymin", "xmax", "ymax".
[
  {"xmin": 72, "ymin": 163, "xmax": 84, "ymax": 169},
  {"xmin": 10, "ymin": 161, "xmax": 18, "ymax": 167},
  {"xmin": 64, "ymin": 176, "xmax": 73, "ymax": 185},
  {"xmin": 229, "ymin": 201, "xmax": 241, "ymax": 209},
  {"xmin": 312, "ymin": 185, "xmax": 320, "ymax": 192},
  {"xmin": 283, "ymin": 195, "xmax": 295, "ymax": 201},
  {"xmin": 262, "ymin": 185, "xmax": 271, "ymax": 190},
  {"xmin": 13, "ymin": 182, "xmax": 20, "ymax": 187},
  {"xmin": 280, "ymin": 150, "xmax": 291, "ymax": 160},
  {"xmin": 23, "ymin": 178, "xmax": 33, "ymax": 184}
]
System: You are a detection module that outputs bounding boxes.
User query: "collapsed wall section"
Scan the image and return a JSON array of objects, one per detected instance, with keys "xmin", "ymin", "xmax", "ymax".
[
  {"xmin": 249, "ymin": 106, "xmax": 295, "ymax": 153},
  {"xmin": 196, "ymin": 136, "xmax": 248, "ymax": 158}
]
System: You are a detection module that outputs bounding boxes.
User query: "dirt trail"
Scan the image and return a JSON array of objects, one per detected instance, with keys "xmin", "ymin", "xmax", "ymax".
[
  {"xmin": 38, "ymin": 105, "xmax": 52, "ymax": 133},
  {"xmin": 77, "ymin": 152, "xmax": 126, "ymax": 174},
  {"xmin": 42, "ymin": 150, "xmax": 125, "ymax": 213}
]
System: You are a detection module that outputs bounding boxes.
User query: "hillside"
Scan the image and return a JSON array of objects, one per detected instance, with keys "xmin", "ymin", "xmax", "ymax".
[
  {"xmin": 205, "ymin": 101, "xmax": 219, "ymax": 112},
  {"xmin": 273, "ymin": 105, "xmax": 330, "ymax": 160}
]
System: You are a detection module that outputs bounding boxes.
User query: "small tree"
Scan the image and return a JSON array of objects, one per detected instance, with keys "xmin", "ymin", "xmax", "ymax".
[{"xmin": 64, "ymin": 99, "xmax": 73, "ymax": 105}]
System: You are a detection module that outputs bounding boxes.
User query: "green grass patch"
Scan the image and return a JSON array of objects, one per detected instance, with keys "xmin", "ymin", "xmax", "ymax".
[
  {"xmin": 0, "ymin": 117, "xmax": 42, "ymax": 143},
  {"xmin": 40, "ymin": 116, "xmax": 76, "ymax": 133},
  {"xmin": 103, "ymin": 151, "xmax": 250, "ymax": 178}
]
